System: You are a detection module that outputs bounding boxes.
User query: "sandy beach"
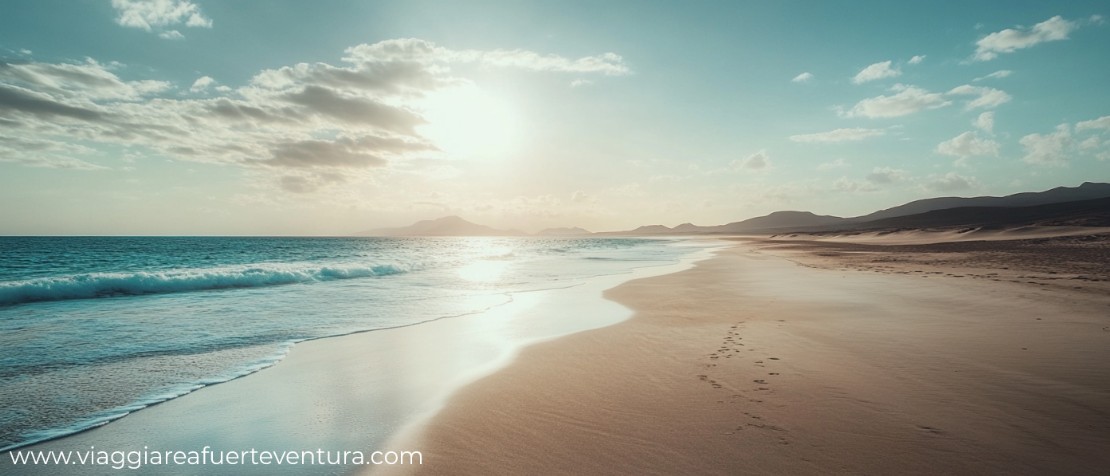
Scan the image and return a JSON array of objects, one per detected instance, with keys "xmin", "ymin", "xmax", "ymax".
[
  {"xmin": 6, "ymin": 3, "xmax": 1110, "ymax": 474},
  {"xmin": 390, "ymin": 235, "xmax": 1110, "ymax": 475}
]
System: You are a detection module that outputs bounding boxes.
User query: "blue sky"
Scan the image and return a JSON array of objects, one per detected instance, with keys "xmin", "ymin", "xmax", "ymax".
[{"xmin": 1, "ymin": 1, "xmax": 1108, "ymax": 234}]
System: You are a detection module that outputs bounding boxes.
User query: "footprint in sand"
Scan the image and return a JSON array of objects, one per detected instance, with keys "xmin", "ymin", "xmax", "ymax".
[
  {"xmin": 753, "ymin": 379, "xmax": 767, "ymax": 384},
  {"xmin": 916, "ymin": 425, "xmax": 943, "ymax": 435}
]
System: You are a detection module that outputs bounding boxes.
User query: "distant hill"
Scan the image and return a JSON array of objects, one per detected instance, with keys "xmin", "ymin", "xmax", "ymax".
[
  {"xmin": 357, "ymin": 216, "xmax": 521, "ymax": 237},
  {"xmin": 536, "ymin": 227, "xmax": 592, "ymax": 236},
  {"xmin": 831, "ymin": 196, "xmax": 1110, "ymax": 231},
  {"xmin": 850, "ymin": 182, "xmax": 1110, "ymax": 222},
  {"xmin": 630, "ymin": 225, "xmax": 674, "ymax": 234},
  {"xmin": 717, "ymin": 211, "xmax": 848, "ymax": 233},
  {"xmin": 604, "ymin": 211, "xmax": 848, "ymax": 235},
  {"xmin": 672, "ymin": 223, "xmax": 703, "ymax": 233}
]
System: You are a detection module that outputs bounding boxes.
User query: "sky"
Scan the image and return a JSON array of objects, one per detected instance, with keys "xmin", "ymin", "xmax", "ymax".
[{"xmin": 1, "ymin": 0, "xmax": 1108, "ymax": 235}]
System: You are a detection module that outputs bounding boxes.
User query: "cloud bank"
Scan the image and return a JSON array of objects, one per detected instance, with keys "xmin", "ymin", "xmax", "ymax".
[{"xmin": 0, "ymin": 39, "xmax": 630, "ymax": 192}]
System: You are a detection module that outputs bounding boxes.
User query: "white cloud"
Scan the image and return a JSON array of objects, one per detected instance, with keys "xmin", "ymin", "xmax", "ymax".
[
  {"xmin": 908, "ymin": 55, "xmax": 926, "ymax": 65},
  {"xmin": 475, "ymin": 50, "xmax": 630, "ymax": 75},
  {"xmin": 1078, "ymin": 136, "xmax": 1110, "ymax": 162},
  {"xmin": 936, "ymin": 131, "xmax": 1000, "ymax": 158},
  {"xmin": 974, "ymin": 111, "xmax": 994, "ymax": 133},
  {"xmin": 947, "ymin": 85, "xmax": 1011, "ymax": 110},
  {"xmin": 0, "ymin": 135, "xmax": 104, "ymax": 170},
  {"xmin": 852, "ymin": 60, "xmax": 901, "ymax": 84},
  {"xmin": 1014, "ymin": 116, "xmax": 1110, "ymax": 166},
  {"xmin": 1078, "ymin": 136, "xmax": 1101, "ymax": 152},
  {"xmin": 733, "ymin": 150, "xmax": 770, "ymax": 171},
  {"xmin": 1076, "ymin": 115, "xmax": 1110, "ymax": 132},
  {"xmin": 816, "ymin": 158, "xmax": 848, "ymax": 170},
  {"xmin": 278, "ymin": 172, "xmax": 349, "ymax": 194},
  {"xmin": 789, "ymin": 128, "xmax": 885, "ymax": 143},
  {"xmin": 866, "ymin": 166, "xmax": 908, "ymax": 184},
  {"xmin": 189, "ymin": 75, "xmax": 216, "ymax": 93},
  {"xmin": 1092, "ymin": 14, "xmax": 1106, "ymax": 25},
  {"xmin": 845, "ymin": 83, "xmax": 1009, "ymax": 119},
  {"xmin": 791, "ymin": 72, "xmax": 814, "ymax": 83},
  {"xmin": 973, "ymin": 15, "xmax": 1079, "ymax": 61},
  {"xmin": 571, "ymin": 190, "xmax": 593, "ymax": 203},
  {"xmin": 833, "ymin": 177, "xmax": 878, "ymax": 193},
  {"xmin": 844, "ymin": 84, "xmax": 950, "ymax": 118},
  {"xmin": 973, "ymin": 70, "xmax": 1013, "ymax": 82},
  {"xmin": 111, "ymin": 0, "xmax": 213, "ymax": 38},
  {"xmin": 1020, "ymin": 124, "xmax": 1072, "ymax": 166},
  {"xmin": 0, "ymin": 58, "xmax": 171, "ymax": 101},
  {"xmin": 343, "ymin": 39, "xmax": 631, "ymax": 76},
  {"xmin": 569, "ymin": 79, "xmax": 593, "ymax": 88},
  {"xmin": 928, "ymin": 172, "xmax": 977, "ymax": 192}
]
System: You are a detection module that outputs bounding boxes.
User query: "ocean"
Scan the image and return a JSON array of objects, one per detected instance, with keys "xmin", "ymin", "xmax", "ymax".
[{"xmin": 0, "ymin": 236, "xmax": 703, "ymax": 451}]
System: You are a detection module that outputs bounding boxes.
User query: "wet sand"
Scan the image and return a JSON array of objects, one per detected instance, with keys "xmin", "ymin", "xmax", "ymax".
[{"xmin": 391, "ymin": 236, "xmax": 1110, "ymax": 475}]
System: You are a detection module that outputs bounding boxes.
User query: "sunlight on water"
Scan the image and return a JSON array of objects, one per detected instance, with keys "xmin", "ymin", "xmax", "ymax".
[
  {"xmin": 457, "ymin": 260, "xmax": 510, "ymax": 283},
  {"xmin": 456, "ymin": 238, "xmax": 515, "ymax": 283}
]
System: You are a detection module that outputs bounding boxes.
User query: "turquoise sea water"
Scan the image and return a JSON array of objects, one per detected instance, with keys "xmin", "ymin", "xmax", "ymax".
[{"xmin": 0, "ymin": 236, "xmax": 694, "ymax": 451}]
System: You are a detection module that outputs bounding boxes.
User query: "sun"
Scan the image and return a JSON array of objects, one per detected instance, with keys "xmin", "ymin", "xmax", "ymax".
[{"xmin": 416, "ymin": 84, "xmax": 520, "ymax": 160}]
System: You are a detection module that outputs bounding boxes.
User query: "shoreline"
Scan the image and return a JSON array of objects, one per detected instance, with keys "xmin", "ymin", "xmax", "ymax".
[
  {"xmin": 3, "ymin": 239, "xmax": 717, "ymax": 475},
  {"xmin": 390, "ymin": 238, "xmax": 1110, "ymax": 474}
]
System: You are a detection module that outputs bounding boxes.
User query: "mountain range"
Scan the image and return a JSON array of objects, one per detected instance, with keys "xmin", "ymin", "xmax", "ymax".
[
  {"xmin": 357, "ymin": 215, "xmax": 524, "ymax": 237},
  {"xmin": 356, "ymin": 182, "xmax": 1110, "ymax": 237}
]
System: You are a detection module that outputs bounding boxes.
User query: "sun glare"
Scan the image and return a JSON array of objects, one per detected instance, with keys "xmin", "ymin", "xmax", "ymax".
[{"xmin": 417, "ymin": 84, "xmax": 520, "ymax": 160}]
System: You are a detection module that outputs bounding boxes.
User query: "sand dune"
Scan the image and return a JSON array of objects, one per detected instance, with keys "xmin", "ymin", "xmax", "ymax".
[{"xmin": 771, "ymin": 225, "xmax": 1110, "ymax": 245}]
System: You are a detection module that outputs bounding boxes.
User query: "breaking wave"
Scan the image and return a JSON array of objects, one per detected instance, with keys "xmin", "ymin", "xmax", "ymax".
[{"xmin": 0, "ymin": 262, "xmax": 413, "ymax": 306}]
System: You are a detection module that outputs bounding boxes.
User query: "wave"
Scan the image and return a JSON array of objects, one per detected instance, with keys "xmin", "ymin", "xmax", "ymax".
[{"xmin": 0, "ymin": 262, "xmax": 413, "ymax": 306}]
